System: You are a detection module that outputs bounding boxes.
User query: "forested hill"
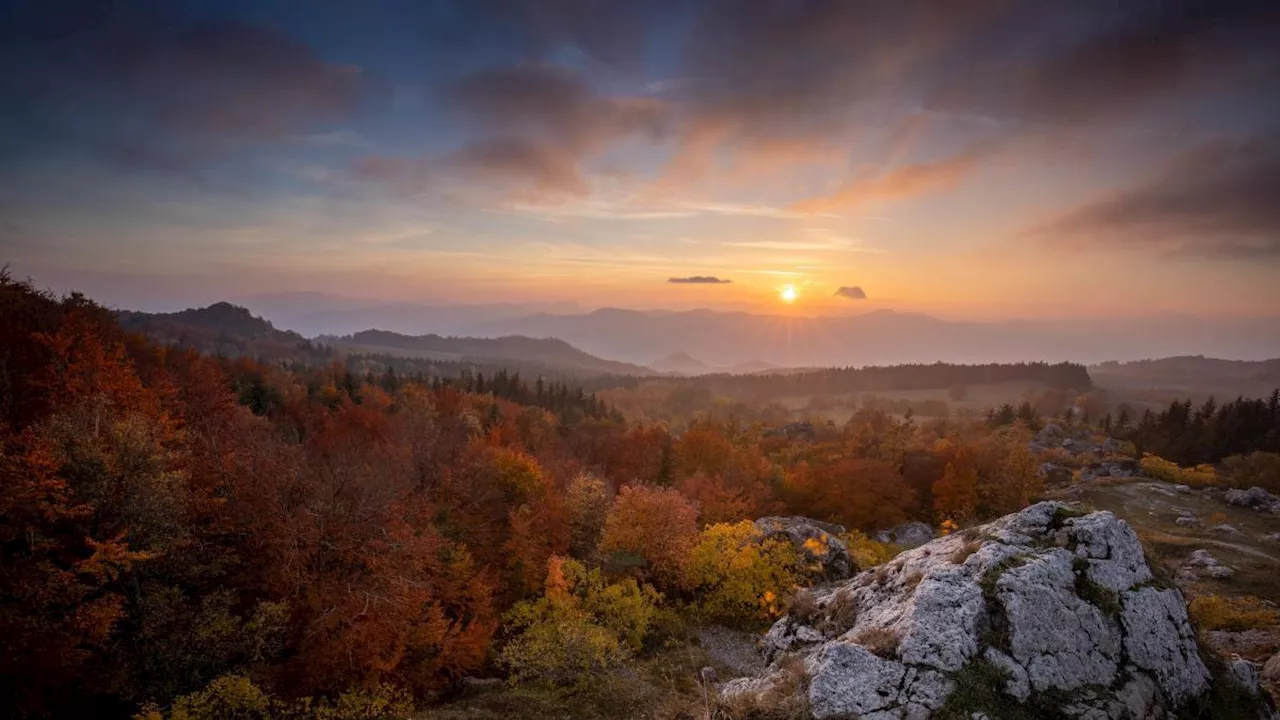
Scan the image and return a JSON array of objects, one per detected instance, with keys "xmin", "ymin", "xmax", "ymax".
[
  {"xmin": 117, "ymin": 302, "xmax": 333, "ymax": 363},
  {"xmin": 328, "ymin": 328, "xmax": 655, "ymax": 377},
  {"xmin": 117, "ymin": 303, "xmax": 651, "ymax": 381},
  {"xmin": 692, "ymin": 361, "xmax": 1093, "ymax": 398}
]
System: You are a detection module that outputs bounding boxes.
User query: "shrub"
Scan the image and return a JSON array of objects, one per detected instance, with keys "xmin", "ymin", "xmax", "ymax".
[
  {"xmin": 1140, "ymin": 454, "xmax": 1217, "ymax": 487},
  {"xmin": 1221, "ymin": 452, "xmax": 1280, "ymax": 493},
  {"xmin": 141, "ymin": 675, "xmax": 272, "ymax": 720},
  {"xmin": 499, "ymin": 609, "xmax": 630, "ymax": 687},
  {"xmin": 598, "ymin": 484, "xmax": 699, "ymax": 588},
  {"xmin": 683, "ymin": 521, "xmax": 804, "ymax": 625},
  {"xmin": 499, "ymin": 556, "xmax": 662, "ymax": 686},
  {"xmin": 1188, "ymin": 594, "xmax": 1280, "ymax": 632},
  {"xmin": 139, "ymin": 677, "xmax": 416, "ymax": 720},
  {"xmin": 842, "ymin": 530, "xmax": 900, "ymax": 569},
  {"xmin": 559, "ymin": 558, "xmax": 662, "ymax": 650}
]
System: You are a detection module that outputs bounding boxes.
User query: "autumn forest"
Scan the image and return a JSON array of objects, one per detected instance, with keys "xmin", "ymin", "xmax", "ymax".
[{"xmin": 3, "ymin": 273, "xmax": 1280, "ymax": 719}]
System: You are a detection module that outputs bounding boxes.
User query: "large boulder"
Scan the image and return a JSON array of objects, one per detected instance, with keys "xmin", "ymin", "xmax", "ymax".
[
  {"xmin": 873, "ymin": 522, "xmax": 936, "ymax": 549},
  {"xmin": 755, "ymin": 516, "xmax": 855, "ymax": 580},
  {"xmin": 722, "ymin": 502, "xmax": 1275, "ymax": 719}
]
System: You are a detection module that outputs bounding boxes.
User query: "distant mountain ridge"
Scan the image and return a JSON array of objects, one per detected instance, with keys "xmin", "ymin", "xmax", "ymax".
[
  {"xmin": 327, "ymin": 329, "xmax": 654, "ymax": 377},
  {"xmin": 117, "ymin": 302, "xmax": 326, "ymax": 362},
  {"xmin": 117, "ymin": 303, "xmax": 654, "ymax": 378},
  {"xmin": 468, "ymin": 308, "xmax": 1280, "ymax": 367}
]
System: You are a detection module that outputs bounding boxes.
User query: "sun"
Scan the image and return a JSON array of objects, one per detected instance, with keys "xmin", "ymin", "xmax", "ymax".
[{"xmin": 779, "ymin": 285, "xmax": 798, "ymax": 304}]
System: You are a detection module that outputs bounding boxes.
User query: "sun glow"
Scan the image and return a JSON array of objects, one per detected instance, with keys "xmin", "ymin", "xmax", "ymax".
[{"xmin": 779, "ymin": 285, "xmax": 798, "ymax": 303}]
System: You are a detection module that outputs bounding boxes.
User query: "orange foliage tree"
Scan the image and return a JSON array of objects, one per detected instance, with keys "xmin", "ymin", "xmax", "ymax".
[{"xmin": 598, "ymin": 485, "xmax": 698, "ymax": 588}]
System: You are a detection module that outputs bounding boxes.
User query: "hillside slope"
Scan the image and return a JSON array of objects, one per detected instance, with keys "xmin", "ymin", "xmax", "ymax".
[{"xmin": 327, "ymin": 329, "xmax": 654, "ymax": 377}]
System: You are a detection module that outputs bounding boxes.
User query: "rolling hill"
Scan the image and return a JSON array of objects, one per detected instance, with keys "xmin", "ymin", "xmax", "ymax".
[{"xmin": 326, "ymin": 329, "xmax": 654, "ymax": 377}]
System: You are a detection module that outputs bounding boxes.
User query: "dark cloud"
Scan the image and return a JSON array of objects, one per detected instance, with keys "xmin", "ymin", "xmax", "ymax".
[
  {"xmin": 1034, "ymin": 134, "xmax": 1280, "ymax": 258},
  {"xmin": 438, "ymin": 63, "xmax": 668, "ymax": 198},
  {"xmin": 834, "ymin": 286, "xmax": 868, "ymax": 300},
  {"xmin": 669, "ymin": 276, "xmax": 733, "ymax": 284},
  {"xmin": 930, "ymin": 0, "xmax": 1280, "ymax": 124},
  {"xmin": 0, "ymin": 2, "xmax": 369, "ymax": 171},
  {"xmin": 449, "ymin": 136, "xmax": 587, "ymax": 197}
]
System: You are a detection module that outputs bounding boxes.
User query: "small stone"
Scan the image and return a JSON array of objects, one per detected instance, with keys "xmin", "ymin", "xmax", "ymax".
[
  {"xmin": 1207, "ymin": 565, "xmax": 1235, "ymax": 579},
  {"xmin": 1228, "ymin": 656, "xmax": 1263, "ymax": 696},
  {"xmin": 1225, "ymin": 486, "xmax": 1276, "ymax": 508},
  {"xmin": 1262, "ymin": 653, "xmax": 1280, "ymax": 684}
]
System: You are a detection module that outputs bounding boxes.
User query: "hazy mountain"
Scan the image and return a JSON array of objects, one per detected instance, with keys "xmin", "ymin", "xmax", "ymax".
[
  {"xmin": 651, "ymin": 351, "xmax": 711, "ymax": 375},
  {"xmin": 650, "ymin": 352, "xmax": 783, "ymax": 376},
  {"xmin": 117, "ymin": 303, "xmax": 651, "ymax": 378},
  {"xmin": 469, "ymin": 308, "xmax": 1280, "ymax": 367},
  {"xmin": 327, "ymin": 329, "xmax": 654, "ymax": 377},
  {"xmin": 117, "ymin": 302, "xmax": 328, "ymax": 362},
  {"xmin": 237, "ymin": 293, "xmax": 584, "ymax": 337}
]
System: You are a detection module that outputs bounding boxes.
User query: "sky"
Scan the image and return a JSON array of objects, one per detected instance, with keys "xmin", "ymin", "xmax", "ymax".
[{"xmin": 2, "ymin": 0, "xmax": 1279, "ymax": 318}]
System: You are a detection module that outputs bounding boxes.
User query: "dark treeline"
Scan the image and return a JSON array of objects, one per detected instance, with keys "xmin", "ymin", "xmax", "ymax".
[
  {"xmin": 341, "ymin": 351, "xmax": 643, "ymax": 395},
  {"xmin": 232, "ymin": 360, "xmax": 619, "ymax": 422},
  {"xmin": 1116, "ymin": 391, "xmax": 1280, "ymax": 466},
  {"xmin": 692, "ymin": 361, "xmax": 1092, "ymax": 399}
]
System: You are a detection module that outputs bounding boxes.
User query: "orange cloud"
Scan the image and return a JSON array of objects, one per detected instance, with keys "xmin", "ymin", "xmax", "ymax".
[{"xmin": 790, "ymin": 151, "xmax": 983, "ymax": 213}]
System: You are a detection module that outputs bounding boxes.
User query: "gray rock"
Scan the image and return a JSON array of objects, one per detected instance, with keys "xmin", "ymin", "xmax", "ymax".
[
  {"xmin": 755, "ymin": 516, "xmax": 854, "ymax": 579},
  {"xmin": 1229, "ymin": 656, "xmax": 1264, "ymax": 697},
  {"xmin": 872, "ymin": 521, "xmax": 935, "ymax": 549},
  {"xmin": 1225, "ymin": 486, "xmax": 1277, "ymax": 509},
  {"xmin": 720, "ymin": 502, "xmax": 1252, "ymax": 719},
  {"xmin": 1263, "ymin": 653, "xmax": 1280, "ymax": 684},
  {"xmin": 1176, "ymin": 516, "xmax": 1200, "ymax": 527},
  {"xmin": 1214, "ymin": 523, "xmax": 1243, "ymax": 536},
  {"xmin": 1120, "ymin": 587, "xmax": 1210, "ymax": 701},
  {"xmin": 805, "ymin": 643, "xmax": 905, "ymax": 718},
  {"xmin": 1182, "ymin": 549, "xmax": 1235, "ymax": 579},
  {"xmin": 1174, "ymin": 484, "xmax": 1192, "ymax": 493},
  {"xmin": 1039, "ymin": 462, "xmax": 1074, "ymax": 485}
]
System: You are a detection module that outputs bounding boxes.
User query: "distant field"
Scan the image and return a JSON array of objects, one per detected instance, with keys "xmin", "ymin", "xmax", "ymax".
[{"xmin": 776, "ymin": 380, "xmax": 1049, "ymax": 424}]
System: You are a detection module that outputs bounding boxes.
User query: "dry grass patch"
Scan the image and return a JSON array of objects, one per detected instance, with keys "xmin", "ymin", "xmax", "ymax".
[
  {"xmin": 786, "ymin": 589, "xmax": 820, "ymax": 623},
  {"xmin": 716, "ymin": 655, "xmax": 810, "ymax": 720},
  {"xmin": 1189, "ymin": 594, "xmax": 1280, "ymax": 632},
  {"xmin": 951, "ymin": 540, "xmax": 982, "ymax": 565},
  {"xmin": 852, "ymin": 627, "xmax": 900, "ymax": 658},
  {"xmin": 817, "ymin": 589, "xmax": 858, "ymax": 637}
]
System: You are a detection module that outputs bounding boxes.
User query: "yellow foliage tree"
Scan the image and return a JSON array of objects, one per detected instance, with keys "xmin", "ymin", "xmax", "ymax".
[
  {"xmin": 683, "ymin": 521, "xmax": 804, "ymax": 625},
  {"xmin": 499, "ymin": 556, "xmax": 660, "ymax": 686}
]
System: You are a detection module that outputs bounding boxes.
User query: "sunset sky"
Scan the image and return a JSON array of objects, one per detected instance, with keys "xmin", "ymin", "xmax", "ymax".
[{"xmin": 2, "ymin": 0, "xmax": 1278, "ymax": 318}]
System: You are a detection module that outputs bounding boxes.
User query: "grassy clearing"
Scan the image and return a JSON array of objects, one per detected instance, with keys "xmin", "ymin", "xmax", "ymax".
[
  {"xmin": 419, "ymin": 643, "xmax": 715, "ymax": 720},
  {"xmin": 774, "ymin": 380, "xmax": 1049, "ymax": 423},
  {"xmin": 1073, "ymin": 481, "xmax": 1280, "ymax": 603}
]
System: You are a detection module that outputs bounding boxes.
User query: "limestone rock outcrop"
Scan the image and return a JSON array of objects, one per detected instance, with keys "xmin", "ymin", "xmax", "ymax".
[{"xmin": 722, "ymin": 502, "xmax": 1274, "ymax": 719}]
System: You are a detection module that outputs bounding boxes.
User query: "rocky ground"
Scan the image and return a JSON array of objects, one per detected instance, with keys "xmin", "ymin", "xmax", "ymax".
[{"xmin": 719, "ymin": 502, "xmax": 1277, "ymax": 719}]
